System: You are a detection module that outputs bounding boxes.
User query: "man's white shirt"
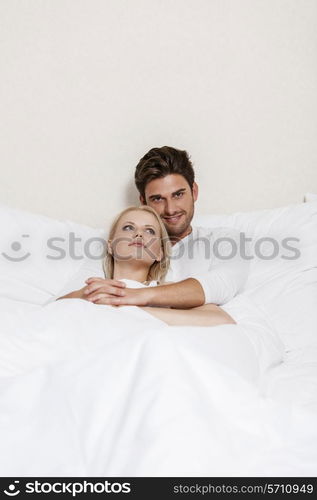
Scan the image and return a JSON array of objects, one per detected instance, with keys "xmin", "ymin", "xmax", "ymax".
[{"xmin": 165, "ymin": 226, "xmax": 250, "ymax": 305}]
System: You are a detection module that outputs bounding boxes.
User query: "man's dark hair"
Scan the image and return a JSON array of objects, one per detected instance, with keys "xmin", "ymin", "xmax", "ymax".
[{"xmin": 134, "ymin": 146, "xmax": 195, "ymax": 200}]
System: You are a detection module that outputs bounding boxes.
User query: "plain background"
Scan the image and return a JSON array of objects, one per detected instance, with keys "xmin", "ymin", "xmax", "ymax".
[{"xmin": 0, "ymin": 0, "xmax": 316, "ymax": 229}]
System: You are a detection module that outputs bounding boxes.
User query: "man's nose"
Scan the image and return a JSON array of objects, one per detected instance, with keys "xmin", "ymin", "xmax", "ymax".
[{"xmin": 165, "ymin": 198, "xmax": 178, "ymax": 215}]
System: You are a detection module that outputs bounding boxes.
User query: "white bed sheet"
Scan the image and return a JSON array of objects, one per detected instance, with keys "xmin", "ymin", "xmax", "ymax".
[{"xmin": 0, "ymin": 296, "xmax": 316, "ymax": 477}]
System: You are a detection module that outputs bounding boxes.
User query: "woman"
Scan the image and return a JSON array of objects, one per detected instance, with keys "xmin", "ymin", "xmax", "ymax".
[{"xmin": 58, "ymin": 205, "xmax": 235, "ymax": 327}]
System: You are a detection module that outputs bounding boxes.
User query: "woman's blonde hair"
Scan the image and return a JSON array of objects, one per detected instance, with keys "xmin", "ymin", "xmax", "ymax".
[{"xmin": 103, "ymin": 205, "xmax": 171, "ymax": 284}]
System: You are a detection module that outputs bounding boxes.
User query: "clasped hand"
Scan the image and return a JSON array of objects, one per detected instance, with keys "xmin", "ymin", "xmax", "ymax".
[{"xmin": 80, "ymin": 277, "xmax": 149, "ymax": 306}]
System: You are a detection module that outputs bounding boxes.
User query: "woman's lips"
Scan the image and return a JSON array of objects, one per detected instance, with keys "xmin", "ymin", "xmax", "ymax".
[{"xmin": 128, "ymin": 242, "xmax": 144, "ymax": 247}]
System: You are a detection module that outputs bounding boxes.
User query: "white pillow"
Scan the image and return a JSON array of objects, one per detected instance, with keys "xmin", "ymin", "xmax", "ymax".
[
  {"xmin": 194, "ymin": 201, "xmax": 317, "ymax": 290},
  {"xmin": 0, "ymin": 204, "xmax": 105, "ymax": 304},
  {"xmin": 52, "ymin": 257, "xmax": 105, "ymax": 300},
  {"xmin": 194, "ymin": 201, "xmax": 317, "ymax": 350},
  {"xmin": 243, "ymin": 268, "xmax": 317, "ymax": 351},
  {"xmin": 304, "ymin": 192, "xmax": 317, "ymax": 202}
]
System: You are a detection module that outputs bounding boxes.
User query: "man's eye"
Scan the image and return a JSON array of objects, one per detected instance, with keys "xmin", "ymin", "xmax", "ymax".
[
  {"xmin": 123, "ymin": 224, "xmax": 134, "ymax": 230},
  {"xmin": 174, "ymin": 192, "xmax": 184, "ymax": 198},
  {"xmin": 152, "ymin": 197, "xmax": 162, "ymax": 203}
]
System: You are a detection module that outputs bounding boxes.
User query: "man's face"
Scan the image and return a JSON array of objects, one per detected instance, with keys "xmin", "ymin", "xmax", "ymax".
[{"xmin": 140, "ymin": 174, "xmax": 198, "ymax": 242}]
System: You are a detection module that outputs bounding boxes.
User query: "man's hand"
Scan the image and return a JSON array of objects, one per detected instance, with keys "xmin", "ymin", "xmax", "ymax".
[{"xmin": 85, "ymin": 277, "xmax": 150, "ymax": 306}]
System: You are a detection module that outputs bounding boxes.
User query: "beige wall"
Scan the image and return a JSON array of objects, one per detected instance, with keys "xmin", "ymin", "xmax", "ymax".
[{"xmin": 1, "ymin": 0, "xmax": 316, "ymax": 229}]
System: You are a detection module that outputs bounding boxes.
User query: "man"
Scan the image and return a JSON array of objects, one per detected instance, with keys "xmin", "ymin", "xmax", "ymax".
[{"xmin": 84, "ymin": 146, "xmax": 249, "ymax": 308}]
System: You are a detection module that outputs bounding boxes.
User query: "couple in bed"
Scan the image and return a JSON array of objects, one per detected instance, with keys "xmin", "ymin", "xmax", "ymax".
[{"xmin": 59, "ymin": 146, "xmax": 249, "ymax": 326}]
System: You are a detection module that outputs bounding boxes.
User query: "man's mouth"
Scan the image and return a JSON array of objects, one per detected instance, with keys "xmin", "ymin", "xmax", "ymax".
[{"xmin": 163, "ymin": 214, "xmax": 183, "ymax": 224}]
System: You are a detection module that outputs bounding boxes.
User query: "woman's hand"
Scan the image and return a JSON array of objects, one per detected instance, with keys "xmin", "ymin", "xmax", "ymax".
[
  {"xmin": 57, "ymin": 277, "xmax": 127, "ymax": 301},
  {"xmin": 84, "ymin": 278, "xmax": 154, "ymax": 306},
  {"xmin": 83, "ymin": 277, "xmax": 128, "ymax": 303}
]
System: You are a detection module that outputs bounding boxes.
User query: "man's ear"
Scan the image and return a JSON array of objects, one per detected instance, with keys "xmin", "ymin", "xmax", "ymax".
[
  {"xmin": 192, "ymin": 182, "xmax": 199, "ymax": 202},
  {"xmin": 139, "ymin": 194, "xmax": 146, "ymax": 205}
]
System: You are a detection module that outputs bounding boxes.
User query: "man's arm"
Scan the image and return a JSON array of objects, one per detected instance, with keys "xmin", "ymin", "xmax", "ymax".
[
  {"xmin": 143, "ymin": 278, "xmax": 205, "ymax": 308},
  {"xmin": 190, "ymin": 227, "xmax": 250, "ymax": 305},
  {"xmin": 190, "ymin": 260, "xmax": 249, "ymax": 305},
  {"xmin": 85, "ymin": 278, "xmax": 205, "ymax": 308}
]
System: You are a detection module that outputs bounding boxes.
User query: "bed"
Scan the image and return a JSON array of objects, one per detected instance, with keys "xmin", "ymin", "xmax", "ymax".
[{"xmin": 0, "ymin": 198, "xmax": 316, "ymax": 476}]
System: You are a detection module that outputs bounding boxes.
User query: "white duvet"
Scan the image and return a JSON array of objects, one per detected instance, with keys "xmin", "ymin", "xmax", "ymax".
[{"xmin": 1, "ymin": 296, "xmax": 317, "ymax": 477}]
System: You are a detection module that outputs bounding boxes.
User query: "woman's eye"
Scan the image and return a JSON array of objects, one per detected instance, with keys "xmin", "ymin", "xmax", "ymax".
[
  {"xmin": 122, "ymin": 224, "xmax": 134, "ymax": 231},
  {"xmin": 146, "ymin": 228, "xmax": 155, "ymax": 235}
]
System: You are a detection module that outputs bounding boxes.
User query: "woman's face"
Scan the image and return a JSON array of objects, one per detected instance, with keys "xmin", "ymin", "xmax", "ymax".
[{"xmin": 109, "ymin": 210, "xmax": 163, "ymax": 265}]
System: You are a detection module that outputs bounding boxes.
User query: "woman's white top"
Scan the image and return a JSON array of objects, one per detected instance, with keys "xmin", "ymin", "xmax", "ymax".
[{"xmin": 118, "ymin": 279, "xmax": 159, "ymax": 289}]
